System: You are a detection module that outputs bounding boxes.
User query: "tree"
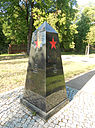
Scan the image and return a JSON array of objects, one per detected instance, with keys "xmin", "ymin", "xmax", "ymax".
[
  {"xmin": 0, "ymin": 0, "xmax": 78, "ymax": 54},
  {"xmin": 85, "ymin": 25, "xmax": 95, "ymax": 54},
  {"xmin": 0, "ymin": 0, "xmax": 54, "ymax": 55},
  {"xmin": 0, "ymin": 22, "xmax": 7, "ymax": 54},
  {"xmin": 74, "ymin": 5, "xmax": 95, "ymax": 53},
  {"xmin": 0, "ymin": 0, "xmax": 28, "ymax": 50},
  {"xmin": 33, "ymin": 0, "xmax": 78, "ymax": 51},
  {"xmin": 55, "ymin": 0, "xmax": 77, "ymax": 51},
  {"xmin": 86, "ymin": 26, "xmax": 95, "ymax": 45},
  {"xmin": 74, "ymin": 14, "xmax": 90, "ymax": 52}
]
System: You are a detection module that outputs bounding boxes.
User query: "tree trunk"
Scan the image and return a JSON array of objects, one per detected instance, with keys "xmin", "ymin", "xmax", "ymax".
[
  {"xmin": 26, "ymin": 0, "xmax": 29, "ymax": 26},
  {"xmin": 85, "ymin": 43, "xmax": 90, "ymax": 55},
  {"xmin": 87, "ymin": 43, "xmax": 90, "ymax": 55},
  {"xmin": 27, "ymin": 2, "xmax": 34, "ymax": 55}
]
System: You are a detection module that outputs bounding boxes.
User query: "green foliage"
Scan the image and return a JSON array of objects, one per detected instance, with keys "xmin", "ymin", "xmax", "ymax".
[
  {"xmin": 55, "ymin": 0, "xmax": 78, "ymax": 50},
  {"xmin": 32, "ymin": 111, "xmax": 36, "ymax": 116},
  {"xmin": 74, "ymin": 14, "xmax": 90, "ymax": 52},
  {"xmin": 1, "ymin": 0, "xmax": 28, "ymax": 45},
  {"xmin": 83, "ymin": 6, "xmax": 95, "ymax": 23},
  {"xmin": 86, "ymin": 26, "xmax": 95, "ymax": 45},
  {"xmin": 31, "ymin": 0, "xmax": 78, "ymax": 51},
  {"xmin": 84, "ymin": 6, "xmax": 95, "ymax": 46},
  {"xmin": 0, "ymin": 0, "xmax": 78, "ymax": 53},
  {"xmin": 33, "ymin": 7, "xmax": 47, "ymax": 28},
  {"xmin": 74, "ymin": 5, "xmax": 95, "ymax": 52},
  {"xmin": 0, "ymin": 22, "xmax": 8, "ymax": 54},
  {"xmin": 0, "ymin": 0, "xmax": 55, "ymax": 54}
]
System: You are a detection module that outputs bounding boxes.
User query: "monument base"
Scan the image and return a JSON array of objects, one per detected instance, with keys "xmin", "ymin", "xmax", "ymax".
[{"xmin": 20, "ymin": 98, "xmax": 69, "ymax": 121}]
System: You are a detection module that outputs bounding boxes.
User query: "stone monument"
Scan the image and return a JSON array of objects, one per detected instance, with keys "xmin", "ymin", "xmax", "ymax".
[{"xmin": 21, "ymin": 21, "xmax": 68, "ymax": 120}]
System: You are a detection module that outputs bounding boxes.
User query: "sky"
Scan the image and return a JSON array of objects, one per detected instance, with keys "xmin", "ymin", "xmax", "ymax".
[{"xmin": 77, "ymin": 0, "xmax": 95, "ymax": 6}]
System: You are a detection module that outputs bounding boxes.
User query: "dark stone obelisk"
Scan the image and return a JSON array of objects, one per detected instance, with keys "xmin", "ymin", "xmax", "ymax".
[{"xmin": 21, "ymin": 22, "xmax": 68, "ymax": 120}]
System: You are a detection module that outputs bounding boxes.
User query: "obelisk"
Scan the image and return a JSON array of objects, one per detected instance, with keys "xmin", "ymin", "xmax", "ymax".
[{"xmin": 21, "ymin": 21, "xmax": 68, "ymax": 120}]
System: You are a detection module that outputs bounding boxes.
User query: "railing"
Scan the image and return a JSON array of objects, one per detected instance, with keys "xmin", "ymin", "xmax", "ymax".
[{"xmin": 8, "ymin": 44, "xmax": 27, "ymax": 54}]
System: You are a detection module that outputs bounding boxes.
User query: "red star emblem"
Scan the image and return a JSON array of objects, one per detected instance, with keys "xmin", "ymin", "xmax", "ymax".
[
  {"xmin": 49, "ymin": 37, "xmax": 56, "ymax": 49},
  {"xmin": 34, "ymin": 40, "xmax": 41, "ymax": 48},
  {"xmin": 35, "ymin": 40, "xmax": 38, "ymax": 48}
]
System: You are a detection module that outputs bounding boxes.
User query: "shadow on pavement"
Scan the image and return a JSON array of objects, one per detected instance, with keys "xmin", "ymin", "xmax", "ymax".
[{"xmin": 66, "ymin": 70, "xmax": 95, "ymax": 90}]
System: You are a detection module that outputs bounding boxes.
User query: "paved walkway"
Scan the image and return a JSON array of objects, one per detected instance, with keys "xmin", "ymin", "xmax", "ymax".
[
  {"xmin": 0, "ymin": 75, "xmax": 95, "ymax": 128},
  {"xmin": 61, "ymin": 55, "xmax": 95, "ymax": 64},
  {"xmin": 66, "ymin": 69, "xmax": 95, "ymax": 90}
]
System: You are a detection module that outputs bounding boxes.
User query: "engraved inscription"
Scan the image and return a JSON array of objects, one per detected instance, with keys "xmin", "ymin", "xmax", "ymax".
[
  {"xmin": 53, "ymin": 64, "xmax": 57, "ymax": 74},
  {"xmin": 33, "ymin": 63, "xmax": 38, "ymax": 73}
]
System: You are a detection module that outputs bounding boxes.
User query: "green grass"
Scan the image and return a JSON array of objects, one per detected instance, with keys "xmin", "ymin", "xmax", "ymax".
[
  {"xmin": 0, "ymin": 53, "xmax": 95, "ymax": 93},
  {"xmin": 0, "ymin": 53, "xmax": 28, "ymax": 61},
  {"xmin": 61, "ymin": 51, "xmax": 84, "ymax": 55},
  {"xmin": 0, "ymin": 58, "xmax": 28, "ymax": 93},
  {"xmin": 0, "ymin": 53, "xmax": 22, "ymax": 56},
  {"xmin": 63, "ymin": 61, "xmax": 95, "ymax": 81}
]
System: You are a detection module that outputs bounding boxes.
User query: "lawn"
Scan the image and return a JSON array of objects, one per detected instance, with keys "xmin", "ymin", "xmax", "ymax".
[
  {"xmin": 0, "ymin": 54, "xmax": 95, "ymax": 93},
  {"xmin": 0, "ymin": 53, "xmax": 28, "ymax": 61},
  {"xmin": 0, "ymin": 57, "xmax": 28, "ymax": 93},
  {"xmin": 63, "ymin": 61, "xmax": 95, "ymax": 81}
]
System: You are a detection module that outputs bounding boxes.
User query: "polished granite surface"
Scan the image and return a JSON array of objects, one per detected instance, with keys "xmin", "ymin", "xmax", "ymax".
[{"xmin": 22, "ymin": 22, "xmax": 68, "ymax": 117}]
